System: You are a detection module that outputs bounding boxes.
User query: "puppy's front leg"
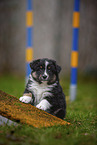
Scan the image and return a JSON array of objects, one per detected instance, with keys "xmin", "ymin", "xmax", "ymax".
[
  {"xmin": 19, "ymin": 93, "xmax": 33, "ymax": 104},
  {"xmin": 36, "ymin": 99, "xmax": 51, "ymax": 111}
]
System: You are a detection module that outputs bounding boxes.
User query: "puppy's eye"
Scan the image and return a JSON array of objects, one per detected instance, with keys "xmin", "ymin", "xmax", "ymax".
[
  {"xmin": 48, "ymin": 66, "xmax": 51, "ymax": 70},
  {"xmin": 48, "ymin": 66, "xmax": 50, "ymax": 69},
  {"xmin": 40, "ymin": 66, "xmax": 43, "ymax": 69}
]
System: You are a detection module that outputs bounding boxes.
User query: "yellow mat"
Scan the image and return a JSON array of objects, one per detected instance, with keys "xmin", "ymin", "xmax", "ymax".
[{"xmin": 0, "ymin": 90, "xmax": 70, "ymax": 128}]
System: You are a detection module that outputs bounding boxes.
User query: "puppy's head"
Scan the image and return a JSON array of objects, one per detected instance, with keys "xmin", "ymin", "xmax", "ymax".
[{"xmin": 30, "ymin": 58, "xmax": 61, "ymax": 84}]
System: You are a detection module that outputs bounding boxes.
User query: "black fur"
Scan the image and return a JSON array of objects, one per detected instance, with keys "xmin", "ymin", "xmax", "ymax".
[{"xmin": 23, "ymin": 58, "xmax": 66, "ymax": 119}]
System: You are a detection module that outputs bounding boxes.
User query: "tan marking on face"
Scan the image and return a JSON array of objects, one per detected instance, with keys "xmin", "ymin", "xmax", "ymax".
[
  {"xmin": 23, "ymin": 93, "xmax": 32, "ymax": 98},
  {"xmin": 51, "ymin": 74, "xmax": 56, "ymax": 83},
  {"xmin": 32, "ymin": 72, "xmax": 37, "ymax": 79}
]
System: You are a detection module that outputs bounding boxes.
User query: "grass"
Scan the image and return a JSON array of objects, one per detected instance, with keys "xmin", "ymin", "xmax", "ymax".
[{"xmin": 0, "ymin": 74, "xmax": 97, "ymax": 145}]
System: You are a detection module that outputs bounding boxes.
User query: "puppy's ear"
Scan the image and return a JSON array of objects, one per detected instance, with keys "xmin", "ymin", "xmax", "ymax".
[
  {"xmin": 56, "ymin": 64, "xmax": 61, "ymax": 74},
  {"xmin": 30, "ymin": 61, "xmax": 34, "ymax": 70},
  {"xmin": 52, "ymin": 59, "xmax": 61, "ymax": 74},
  {"xmin": 30, "ymin": 59, "xmax": 40, "ymax": 71}
]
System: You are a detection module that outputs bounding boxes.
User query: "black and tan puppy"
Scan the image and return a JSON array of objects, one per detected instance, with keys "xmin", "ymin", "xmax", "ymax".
[{"xmin": 19, "ymin": 58, "xmax": 66, "ymax": 119}]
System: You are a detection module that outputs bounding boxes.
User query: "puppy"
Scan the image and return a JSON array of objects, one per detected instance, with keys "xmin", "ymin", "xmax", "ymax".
[{"xmin": 19, "ymin": 58, "xmax": 66, "ymax": 119}]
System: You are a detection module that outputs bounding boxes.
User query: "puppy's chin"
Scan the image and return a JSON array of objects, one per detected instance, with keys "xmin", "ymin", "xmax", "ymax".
[{"xmin": 39, "ymin": 75, "xmax": 57, "ymax": 85}]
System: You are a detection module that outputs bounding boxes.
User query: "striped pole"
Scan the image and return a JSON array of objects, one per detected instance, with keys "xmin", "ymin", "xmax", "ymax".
[
  {"xmin": 26, "ymin": 0, "xmax": 33, "ymax": 83},
  {"xmin": 70, "ymin": 0, "xmax": 80, "ymax": 101}
]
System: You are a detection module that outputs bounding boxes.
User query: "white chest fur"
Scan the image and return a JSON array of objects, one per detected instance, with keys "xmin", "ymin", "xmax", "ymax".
[
  {"xmin": 28, "ymin": 75, "xmax": 55, "ymax": 105},
  {"xmin": 31, "ymin": 82, "xmax": 52, "ymax": 105}
]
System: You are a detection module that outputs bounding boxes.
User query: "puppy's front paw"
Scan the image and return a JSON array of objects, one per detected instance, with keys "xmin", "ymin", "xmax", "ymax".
[
  {"xmin": 19, "ymin": 96, "xmax": 32, "ymax": 103},
  {"xmin": 36, "ymin": 104, "xmax": 47, "ymax": 111},
  {"xmin": 36, "ymin": 99, "xmax": 51, "ymax": 111}
]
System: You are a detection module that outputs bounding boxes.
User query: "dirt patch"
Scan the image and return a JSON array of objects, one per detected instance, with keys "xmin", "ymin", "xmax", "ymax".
[{"xmin": 0, "ymin": 90, "xmax": 70, "ymax": 128}]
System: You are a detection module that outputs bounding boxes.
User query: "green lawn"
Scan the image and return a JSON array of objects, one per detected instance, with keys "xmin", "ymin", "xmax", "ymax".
[{"xmin": 0, "ymin": 74, "xmax": 97, "ymax": 145}]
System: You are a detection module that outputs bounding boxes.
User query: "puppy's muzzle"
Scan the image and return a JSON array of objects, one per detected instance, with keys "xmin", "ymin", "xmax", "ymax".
[{"xmin": 42, "ymin": 74, "xmax": 48, "ymax": 80}]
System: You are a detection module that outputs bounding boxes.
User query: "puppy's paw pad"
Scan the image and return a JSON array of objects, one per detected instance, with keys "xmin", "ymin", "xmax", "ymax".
[{"xmin": 19, "ymin": 96, "xmax": 32, "ymax": 103}]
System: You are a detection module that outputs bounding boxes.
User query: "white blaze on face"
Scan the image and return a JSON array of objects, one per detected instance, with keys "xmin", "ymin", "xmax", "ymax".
[{"xmin": 44, "ymin": 61, "xmax": 49, "ymax": 78}]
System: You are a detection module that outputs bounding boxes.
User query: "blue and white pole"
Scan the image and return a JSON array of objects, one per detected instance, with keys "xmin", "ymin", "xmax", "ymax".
[
  {"xmin": 26, "ymin": 0, "xmax": 33, "ymax": 83},
  {"xmin": 70, "ymin": 0, "xmax": 80, "ymax": 101}
]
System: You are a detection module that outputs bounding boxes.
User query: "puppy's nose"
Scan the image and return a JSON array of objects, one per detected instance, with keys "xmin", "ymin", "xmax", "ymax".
[{"xmin": 42, "ymin": 74, "xmax": 47, "ymax": 79}]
